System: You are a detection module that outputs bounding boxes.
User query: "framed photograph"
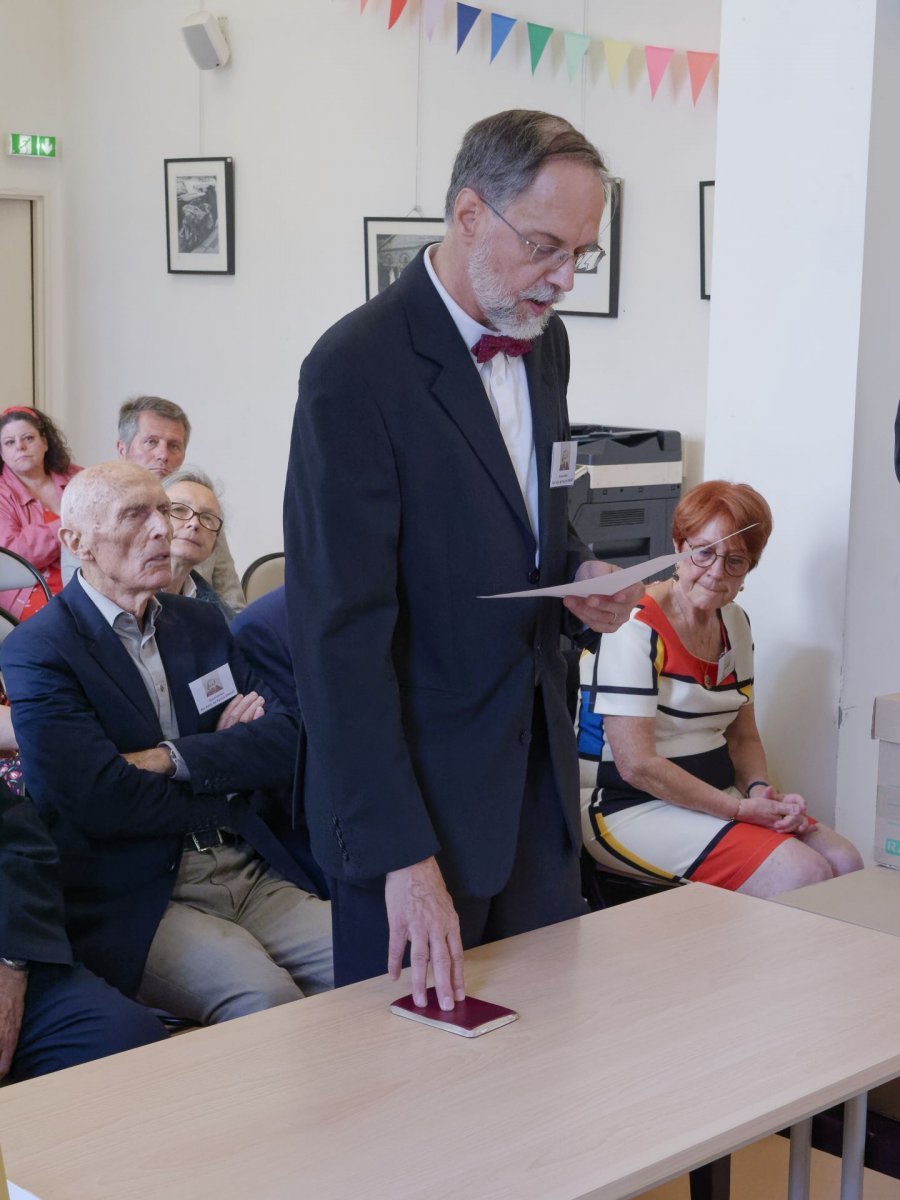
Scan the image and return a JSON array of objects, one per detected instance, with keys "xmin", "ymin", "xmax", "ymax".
[
  {"xmin": 555, "ymin": 178, "xmax": 622, "ymax": 319},
  {"xmin": 364, "ymin": 217, "xmax": 445, "ymax": 299},
  {"xmin": 700, "ymin": 180, "xmax": 715, "ymax": 300},
  {"xmin": 165, "ymin": 156, "xmax": 234, "ymax": 274}
]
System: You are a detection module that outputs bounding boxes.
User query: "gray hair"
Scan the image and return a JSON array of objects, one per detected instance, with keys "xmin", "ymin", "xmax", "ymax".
[
  {"xmin": 444, "ymin": 110, "xmax": 613, "ymax": 220},
  {"xmin": 162, "ymin": 465, "xmax": 217, "ymax": 494},
  {"xmin": 117, "ymin": 396, "xmax": 191, "ymax": 449}
]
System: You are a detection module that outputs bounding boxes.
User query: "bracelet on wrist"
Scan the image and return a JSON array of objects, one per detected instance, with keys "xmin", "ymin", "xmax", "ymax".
[{"xmin": 746, "ymin": 779, "xmax": 769, "ymax": 796}]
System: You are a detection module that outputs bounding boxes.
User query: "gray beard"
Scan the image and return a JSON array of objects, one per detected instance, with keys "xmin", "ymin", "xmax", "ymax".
[{"xmin": 468, "ymin": 239, "xmax": 561, "ymax": 340}]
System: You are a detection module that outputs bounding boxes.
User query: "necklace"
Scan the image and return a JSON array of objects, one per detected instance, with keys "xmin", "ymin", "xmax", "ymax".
[{"xmin": 667, "ymin": 582, "xmax": 723, "ymax": 688}]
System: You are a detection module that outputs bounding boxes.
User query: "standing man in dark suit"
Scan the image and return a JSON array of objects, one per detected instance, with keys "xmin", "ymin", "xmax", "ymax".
[
  {"xmin": 284, "ymin": 110, "xmax": 642, "ymax": 1006},
  {"xmin": 0, "ymin": 780, "xmax": 166, "ymax": 1082},
  {"xmin": 3, "ymin": 462, "xmax": 332, "ymax": 1026}
]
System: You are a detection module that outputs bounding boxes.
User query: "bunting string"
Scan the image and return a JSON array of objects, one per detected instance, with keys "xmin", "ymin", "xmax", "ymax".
[{"xmin": 364, "ymin": 0, "xmax": 719, "ymax": 105}]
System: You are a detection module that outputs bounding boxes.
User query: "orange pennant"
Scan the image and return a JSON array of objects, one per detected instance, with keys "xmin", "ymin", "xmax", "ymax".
[
  {"xmin": 686, "ymin": 51, "xmax": 718, "ymax": 104},
  {"xmin": 388, "ymin": 0, "xmax": 410, "ymax": 28}
]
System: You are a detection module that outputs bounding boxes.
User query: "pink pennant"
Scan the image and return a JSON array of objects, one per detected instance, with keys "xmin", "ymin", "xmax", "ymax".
[
  {"xmin": 686, "ymin": 51, "xmax": 718, "ymax": 105},
  {"xmin": 644, "ymin": 45, "xmax": 674, "ymax": 100},
  {"xmin": 360, "ymin": 0, "xmax": 370, "ymax": 10},
  {"xmin": 423, "ymin": 0, "xmax": 449, "ymax": 39},
  {"xmin": 388, "ymin": 0, "xmax": 410, "ymax": 28}
]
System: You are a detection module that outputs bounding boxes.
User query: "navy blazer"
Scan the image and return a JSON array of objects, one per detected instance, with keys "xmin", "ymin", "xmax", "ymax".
[
  {"xmin": 284, "ymin": 250, "xmax": 592, "ymax": 896},
  {"xmin": 1, "ymin": 580, "xmax": 313, "ymax": 995},
  {"xmin": 0, "ymin": 782, "xmax": 72, "ymax": 967}
]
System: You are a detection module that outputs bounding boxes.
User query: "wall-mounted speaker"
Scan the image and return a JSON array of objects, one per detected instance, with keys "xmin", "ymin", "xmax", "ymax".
[{"xmin": 181, "ymin": 11, "xmax": 230, "ymax": 70}]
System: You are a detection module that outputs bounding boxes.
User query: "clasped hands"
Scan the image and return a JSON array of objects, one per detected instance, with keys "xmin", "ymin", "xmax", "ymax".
[
  {"xmin": 120, "ymin": 691, "xmax": 266, "ymax": 774},
  {"xmin": 743, "ymin": 785, "xmax": 810, "ymax": 834},
  {"xmin": 563, "ymin": 561, "xmax": 644, "ymax": 634}
]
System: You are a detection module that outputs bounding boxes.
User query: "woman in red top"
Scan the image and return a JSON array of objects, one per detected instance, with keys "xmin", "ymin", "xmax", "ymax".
[{"xmin": 0, "ymin": 406, "xmax": 81, "ymax": 619}]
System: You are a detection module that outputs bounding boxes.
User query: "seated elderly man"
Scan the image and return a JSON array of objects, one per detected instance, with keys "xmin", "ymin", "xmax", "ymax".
[
  {"xmin": 115, "ymin": 395, "xmax": 245, "ymax": 611},
  {"xmin": 2, "ymin": 462, "xmax": 333, "ymax": 1025},
  {"xmin": 1, "ymin": 778, "xmax": 166, "ymax": 1082}
]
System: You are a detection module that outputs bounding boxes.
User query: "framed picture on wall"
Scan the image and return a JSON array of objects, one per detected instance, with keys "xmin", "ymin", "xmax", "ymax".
[
  {"xmin": 700, "ymin": 180, "xmax": 714, "ymax": 299},
  {"xmin": 165, "ymin": 156, "xmax": 234, "ymax": 274},
  {"xmin": 555, "ymin": 178, "xmax": 622, "ymax": 319},
  {"xmin": 364, "ymin": 217, "xmax": 445, "ymax": 299}
]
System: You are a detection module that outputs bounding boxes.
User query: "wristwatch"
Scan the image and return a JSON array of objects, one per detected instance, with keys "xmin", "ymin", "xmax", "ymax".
[{"xmin": 0, "ymin": 957, "xmax": 29, "ymax": 973}]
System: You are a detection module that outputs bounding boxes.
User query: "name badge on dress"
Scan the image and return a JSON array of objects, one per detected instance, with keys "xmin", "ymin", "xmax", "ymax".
[
  {"xmin": 188, "ymin": 663, "xmax": 238, "ymax": 714},
  {"xmin": 550, "ymin": 440, "xmax": 578, "ymax": 488},
  {"xmin": 716, "ymin": 648, "xmax": 735, "ymax": 686}
]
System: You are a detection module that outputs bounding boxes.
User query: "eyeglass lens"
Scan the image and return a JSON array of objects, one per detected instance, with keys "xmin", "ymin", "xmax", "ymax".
[
  {"xmin": 170, "ymin": 503, "xmax": 221, "ymax": 532},
  {"xmin": 689, "ymin": 546, "xmax": 750, "ymax": 576}
]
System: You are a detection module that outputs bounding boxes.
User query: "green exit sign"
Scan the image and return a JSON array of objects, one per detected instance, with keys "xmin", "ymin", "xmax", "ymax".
[{"xmin": 7, "ymin": 133, "xmax": 57, "ymax": 158}]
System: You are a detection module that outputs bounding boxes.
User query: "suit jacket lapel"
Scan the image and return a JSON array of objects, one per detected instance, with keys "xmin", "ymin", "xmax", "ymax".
[
  {"xmin": 398, "ymin": 255, "xmax": 534, "ymax": 540},
  {"xmin": 154, "ymin": 599, "xmax": 204, "ymax": 737},
  {"xmin": 61, "ymin": 579, "xmax": 162, "ymax": 738},
  {"xmin": 524, "ymin": 334, "xmax": 561, "ymax": 562}
]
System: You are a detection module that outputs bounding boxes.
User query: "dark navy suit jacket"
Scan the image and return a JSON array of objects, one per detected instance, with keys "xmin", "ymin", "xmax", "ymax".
[
  {"xmin": 283, "ymin": 250, "xmax": 592, "ymax": 897},
  {"xmin": 2, "ymin": 580, "xmax": 314, "ymax": 995}
]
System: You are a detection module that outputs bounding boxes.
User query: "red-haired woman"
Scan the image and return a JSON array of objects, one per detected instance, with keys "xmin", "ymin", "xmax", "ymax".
[
  {"xmin": 576, "ymin": 480, "xmax": 862, "ymax": 897},
  {"xmin": 0, "ymin": 406, "xmax": 81, "ymax": 619}
]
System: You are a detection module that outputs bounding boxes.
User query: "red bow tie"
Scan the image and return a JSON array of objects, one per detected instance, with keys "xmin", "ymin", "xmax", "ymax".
[{"xmin": 471, "ymin": 334, "xmax": 533, "ymax": 364}]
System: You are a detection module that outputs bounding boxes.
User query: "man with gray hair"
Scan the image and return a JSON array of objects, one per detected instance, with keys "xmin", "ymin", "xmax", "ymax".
[
  {"xmin": 116, "ymin": 395, "xmax": 245, "ymax": 611},
  {"xmin": 3, "ymin": 461, "xmax": 332, "ymax": 1025},
  {"xmin": 284, "ymin": 110, "xmax": 643, "ymax": 1003}
]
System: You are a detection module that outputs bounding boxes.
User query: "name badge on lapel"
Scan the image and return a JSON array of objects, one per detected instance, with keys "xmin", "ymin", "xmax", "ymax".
[
  {"xmin": 189, "ymin": 663, "xmax": 238, "ymax": 715},
  {"xmin": 550, "ymin": 440, "xmax": 578, "ymax": 488}
]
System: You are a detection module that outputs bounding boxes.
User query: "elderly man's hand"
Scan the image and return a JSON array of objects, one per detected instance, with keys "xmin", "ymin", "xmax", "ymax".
[
  {"xmin": 385, "ymin": 856, "xmax": 466, "ymax": 1012},
  {"xmin": 562, "ymin": 560, "xmax": 644, "ymax": 634},
  {"xmin": 215, "ymin": 692, "xmax": 266, "ymax": 730},
  {"xmin": 0, "ymin": 960, "xmax": 27, "ymax": 1081}
]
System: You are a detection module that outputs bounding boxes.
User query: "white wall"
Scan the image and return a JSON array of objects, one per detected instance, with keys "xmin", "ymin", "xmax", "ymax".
[
  {"xmin": 705, "ymin": 0, "xmax": 889, "ymax": 844},
  {"xmin": 0, "ymin": 0, "xmax": 719, "ymax": 574},
  {"xmin": 0, "ymin": 0, "xmax": 68, "ymax": 416}
]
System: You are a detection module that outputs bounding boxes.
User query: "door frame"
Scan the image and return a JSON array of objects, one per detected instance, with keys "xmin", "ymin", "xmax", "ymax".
[{"xmin": 0, "ymin": 187, "xmax": 48, "ymax": 410}]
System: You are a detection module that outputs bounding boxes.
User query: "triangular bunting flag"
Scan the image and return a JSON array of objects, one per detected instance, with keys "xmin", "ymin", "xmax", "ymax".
[
  {"xmin": 388, "ymin": 0, "xmax": 409, "ymax": 28},
  {"xmin": 602, "ymin": 38, "xmax": 633, "ymax": 88},
  {"xmin": 527, "ymin": 23, "xmax": 553, "ymax": 74},
  {"xmin": 644, "ymin": 45, "xmax": 674, "ymax": 100},
  {"xmin": 564, "ymin": 32, "xmax": 591, "ymax": 81},
  {"xmin": 686, "ymin": 50, "xmax": 718, "ymax": 105},
  {"xmin": 490, "ymin": 14, "xmax": 516, "ymax": 62},
  {"xmin": 423, "ymin": 0, "xmax": 450, "ymax": 40},
  {"xmin": 457, "ymin": 3, "xmax": 481, "ymax": 52},
  {"xmin": 360, "ymin": 0, "xmax": 370, "ymax": 11}
]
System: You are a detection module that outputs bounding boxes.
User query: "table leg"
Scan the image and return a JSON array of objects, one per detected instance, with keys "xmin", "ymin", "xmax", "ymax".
[
  {"xmin": 788, "ymin": 1118, "xmax": 812, "ymax": 1200},
  {"xmin": 840, "ymin": 1092, "xmax": 867, "ymax": 1200}
]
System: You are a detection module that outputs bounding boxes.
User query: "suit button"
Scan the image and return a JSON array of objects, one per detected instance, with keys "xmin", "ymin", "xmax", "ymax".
[
  {"xmin": 528, "ymin": 568, "xmax": 541, "ymax": 584},
  {"xmin": 519, "ymin": 730, "xmax": 532, "ymax": 746}
]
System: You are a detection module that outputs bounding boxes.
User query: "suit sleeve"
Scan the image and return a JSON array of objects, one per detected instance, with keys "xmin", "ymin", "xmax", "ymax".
[
  {"xmin": 0, "ymin": 786, "xmax": 72, "ymax": 964},
  {"xmin": 283, "ymin": 344, "xmax": 440, "ymax": 882},
  {"xmin": 2, "ymin": 623, "xmax": 295, "ymax": 841}
]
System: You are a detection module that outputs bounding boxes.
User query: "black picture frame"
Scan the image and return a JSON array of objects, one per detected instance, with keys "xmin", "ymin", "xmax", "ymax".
[
  {"xmin": 700, "ymin": 180, "xmax": 714, "ymax": 300},
  {"xmin": 364, "ymin": 217, "xmax": 445, "ymax": 299},
  {"xmin": 165, "ymin": 156, "xmax": 234, "ymax": 275},
  {"xmin": 556, "ymin": 178, "xmax": 622, "ymax": 319}
]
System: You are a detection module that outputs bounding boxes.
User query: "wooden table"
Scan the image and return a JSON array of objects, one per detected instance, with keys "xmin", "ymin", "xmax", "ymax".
[
  {"xmin": 778, "ymin": 864, "xmax": 900, "ymax": 937},
  {"xmin": 4, "ymin": 883, "xmax": 900, "ymax": 1200}
]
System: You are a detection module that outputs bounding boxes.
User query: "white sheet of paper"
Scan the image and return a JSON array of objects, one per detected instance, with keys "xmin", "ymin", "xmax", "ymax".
[
  {"xmin": 9, "ymin": 1184, "xmax": 42, "ymax": 1200},
  {"xmin": 480, "ymin": 523, "xmax": 760, "ymax": 600},
  {"xmin": 480, "ymin": 548, "xmax": 691, "ymax": 599}
]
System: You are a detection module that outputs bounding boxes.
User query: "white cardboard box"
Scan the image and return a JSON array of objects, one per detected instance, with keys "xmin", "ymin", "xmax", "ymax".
[{"xmin": 872, "ymin": 695, "xmax": 900, "ymax": 867}]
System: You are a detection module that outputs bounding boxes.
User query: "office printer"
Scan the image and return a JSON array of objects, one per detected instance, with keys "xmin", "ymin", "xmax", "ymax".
[{"xmin": 568, "ymin": 425, "xmax": 682, "ymax": 571}]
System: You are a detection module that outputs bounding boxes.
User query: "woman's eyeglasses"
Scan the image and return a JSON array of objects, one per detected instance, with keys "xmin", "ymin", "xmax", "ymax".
[
  {"xmin": 687, "ymin": 542, "xmax": 753, "ymax": 577},
  {"xmin": 169, "ymin": 502, "xmax": 223, "ymax": 533}
]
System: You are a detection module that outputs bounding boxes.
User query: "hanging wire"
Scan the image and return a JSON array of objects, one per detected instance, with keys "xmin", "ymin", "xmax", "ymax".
[
  {"xmin": 580, "ymin": 0, "xmax": 589, "ymax": 134},
  {"xmin": 408, "ymin": 6, "xmax": 424, "ymax": 217}
]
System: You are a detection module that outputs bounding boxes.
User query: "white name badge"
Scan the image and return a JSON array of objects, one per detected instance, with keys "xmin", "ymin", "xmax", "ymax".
[
  {"xmin": 188, "ymin": 663, "xmax": 238, "ymax": 714},
  {"xmin": 550, "ymin": 440, "xmax": 578, "ymax": 488},
  {"xmin": 716, "ymin": 648, "xmax": 736, "ymax": 686}
]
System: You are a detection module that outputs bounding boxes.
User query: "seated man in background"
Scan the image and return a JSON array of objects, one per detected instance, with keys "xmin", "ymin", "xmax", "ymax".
[
  {"xmin": 115, "ymin": 395, "xmax": 245, "ymax": 611},
  {"xmin": 1, "ymin": 778, "xmax": 166, "ymax": 1082},
  {"xmin": 233, "ymin": 584, "xmax": 328, "ymax": 898},
  {"xmin": 3, "ymin": 462, "xmax": 332, "ymax": 1026}
]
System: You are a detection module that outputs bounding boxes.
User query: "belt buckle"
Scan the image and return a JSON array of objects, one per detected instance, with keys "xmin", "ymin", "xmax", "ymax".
[{"xmin": 190, "ymin": 829, "xmax": 223, "ymax": 853}]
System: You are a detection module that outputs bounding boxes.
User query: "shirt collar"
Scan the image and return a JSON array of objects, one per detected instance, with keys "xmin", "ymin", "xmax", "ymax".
[
  {"xmin": 77, "ymin": 570, "xmax": 162, "ymax": 636},
  {"xmin": 423, "ymin": 243, "xmax": 494, "ymax": 359}
]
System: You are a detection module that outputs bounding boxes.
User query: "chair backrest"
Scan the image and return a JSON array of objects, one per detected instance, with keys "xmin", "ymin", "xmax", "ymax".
[
  {"xmin": 0, "ymin": 546, "xmax": 51, "ymax": 598},
  {"xmin": 241, "ymin": 553, "xmax": 285, "ymax": 604},
  {"xmin": 0, "ymin": 605, "xmax": 18, "ymax": 649}
]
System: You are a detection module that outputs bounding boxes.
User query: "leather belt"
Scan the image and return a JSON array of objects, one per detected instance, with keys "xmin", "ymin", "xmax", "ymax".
[{"xmin": 183, "ymin": 828, "xmax": 238, "ymax": 853}]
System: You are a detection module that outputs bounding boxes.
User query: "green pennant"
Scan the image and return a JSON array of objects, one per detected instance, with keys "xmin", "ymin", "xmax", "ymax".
[{"xmin": 527, "ymin": 22, "xmax": 553, "ymax": 75}]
